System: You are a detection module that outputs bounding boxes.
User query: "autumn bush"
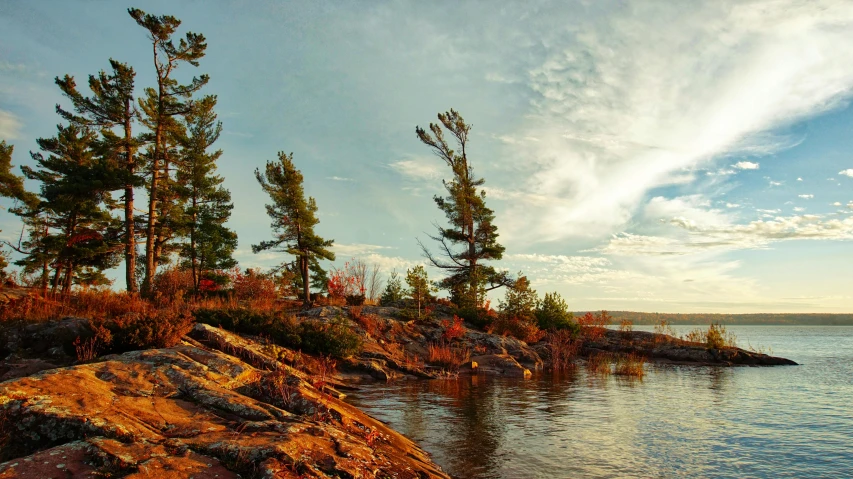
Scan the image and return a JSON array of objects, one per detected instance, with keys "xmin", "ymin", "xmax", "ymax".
[
  {"xmin": 490, "ymin": 275, "xmax": 544, "ymax": 343},
  {"xmin": 578, "ymin": 311, "xmax": 610, "ymax": 341},
  {"xmin": 441, "ymin": 315, "xmax": 466, "ymax": 341},
  {"xmin": 489, "ymin": 315, "xmax": 545, "ymax": 344},
  {"xmin": 228, "ymin": 267, "xmax": 279, "ymax": 307},
  {"xmin": 152, "ymin": 266, "xmax": 195, "ymax": 302}
]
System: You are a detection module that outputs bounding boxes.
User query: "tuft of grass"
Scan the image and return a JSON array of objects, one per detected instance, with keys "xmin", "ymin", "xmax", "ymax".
[
  {"xmin": 614, "ymin": 353, "xmax": 645, "ymax": 378},
  {"xmin": 586, "ymin": 351, "xmax": 612, "ymax": 375},
  {"xmin": 683, "ymin": 322, "xmax": 737, "ymax": 349},
  {"xmin": 546, "ymin": 329, "xmax": 580, "ymax": 370},
  {"xmin": 427, "ymin": 342, "xmax": 471, "ymax": 371}
]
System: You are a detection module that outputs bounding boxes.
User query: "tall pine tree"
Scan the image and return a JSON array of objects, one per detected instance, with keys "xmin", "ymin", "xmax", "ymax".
[
  {"xmin": 253, "ymin": 152, "xmax": 335, "ymax": 305},
  {"xmin": 20, "ymin": 125, "xmax": 122, "ymax": 293},
  {"xmin": 0, "ymin": 141, "xmax": 43, "ymax": 287},
  {"xmin": 415, "ymin": 109, "xmax": 511, "ymax": 308},
  {"xmin": 174, "ymin": 95, "xmax": 237, "ymax": 292},
  {"xmin": 129, "ymin": 7, "xmax": 208, "ymax": 295},
  {"xmin": 55, "ymin": 60, "xmax": 143, "ymax": 292}
]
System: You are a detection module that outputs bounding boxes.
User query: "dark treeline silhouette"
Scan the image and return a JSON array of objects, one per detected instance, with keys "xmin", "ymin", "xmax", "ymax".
[{"xmin": 588, "ymin": 311, "xmax": 853, "ymax": 326}]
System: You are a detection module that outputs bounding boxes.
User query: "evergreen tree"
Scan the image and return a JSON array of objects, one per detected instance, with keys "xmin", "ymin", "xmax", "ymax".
[
  {"xmin": 253, "ymin": 152, "xmax": 335, "ymax": 305},
  {"xmin": 55, "ymin": 60, "xmax": 143, "ymax": 292},
  {"xmin": 415, "ymin": 109, "xmax": 511, "ymax": 308},
  {"xmin": 20, "ymin": 125, "xmax": 122, "ymax": 293},
  {"xmin": 174, "ymin": 95, "xmax": 236, "ymax": 292},
  {"xmin": 405, "ymin": 265, "xmax": 434, "ymax": 318},
  {"xmin": 380, "ymin": 270, "xmax": 404, "ymax": 305},
  {"xmin": 129, "ymin": 7, "xmax": 208, "ymax": 295},
  {"xmin": 0, "ymin": 140, "xmax": 45, "ymax": 288},
  {"xmin": 499, "ymin": 275, "xmax": 538, "ymax": 323},
  {"xmin": 535, "ymin": 291, "xmax": 576, "ymax": 331}
]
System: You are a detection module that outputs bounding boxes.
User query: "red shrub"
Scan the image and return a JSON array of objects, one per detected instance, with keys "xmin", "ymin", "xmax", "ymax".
[{"xmin": 441, "ymin": 315, "xmax": 466, "ymax": 341}]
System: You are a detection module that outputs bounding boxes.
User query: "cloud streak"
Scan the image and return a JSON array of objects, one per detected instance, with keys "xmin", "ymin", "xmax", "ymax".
[{"xmin": 495, "ymin": 0, "xmax": 853, "ymax": 242}]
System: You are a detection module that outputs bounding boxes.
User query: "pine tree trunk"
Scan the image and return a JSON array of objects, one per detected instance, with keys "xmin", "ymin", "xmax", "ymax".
[
  {"xmin": 143, "ymin": 127, "xmax": 161, "ymax": 295},
  {"xmin": 123, "ymin": 112, "xmax": 137, "ymax": 293},
  {"xmin": 301, "ymin": 255, "xmax": 310, "ymax": 306}
]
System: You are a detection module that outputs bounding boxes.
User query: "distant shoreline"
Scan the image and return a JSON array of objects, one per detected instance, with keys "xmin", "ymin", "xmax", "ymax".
[{"xmin": 582, "ymin": 311, "xmax": 853, "ymax": 326}]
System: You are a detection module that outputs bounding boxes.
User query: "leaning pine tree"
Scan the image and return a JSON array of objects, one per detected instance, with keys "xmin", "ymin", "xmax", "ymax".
[
  {"xmin": 415, "ymin": 109, "xmax": 512, "ymax": 309},
  {"xmin": 253, "ymin": 152, "xmax": 335, "ymax": 305}
]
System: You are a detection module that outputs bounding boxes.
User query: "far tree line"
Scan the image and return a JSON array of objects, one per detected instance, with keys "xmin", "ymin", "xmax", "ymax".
[{"xmin": 0, "ymin": 7, "xmax": 514, "ymax": 312}]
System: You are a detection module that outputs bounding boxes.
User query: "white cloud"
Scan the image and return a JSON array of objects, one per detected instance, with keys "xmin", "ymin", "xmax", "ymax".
[
  {"xmin": 726, "ymin": 203, "xmax": 741, "ymax": 208},
  {"xmin": 798, "ymin": 194, "xmax": 814, "ymax": 199},
  {"xmin": 389, "ymin": 158, "xmax": 442, "ymax": 181},
  {"xmin": 326, "ymin": 176, "xmax": 354, "ymax": 182},
  {"xmin": 797, "ymin": 177, "xmax": 804, "ymax": 181},
  {"xmin": 793, "ymin": 207, "xmax": 806, "ymax": 212},
  {"xmin": 839, "ymin": 169, "xmax": 853, "ymax": 177},
  {"xmin": 832, "ymin": 202, "xmax": 842, "ymax": 206},
  {"xmin": 0, "ymin": 110, "xmax": 23, "ymax": 140},
  {"xmin": 493, "ymin": 0, "xmax": 853, "ymax": 242},
  {"xmin": 733, "ymin": 161, "xmax": 760, "ymax": 170}
]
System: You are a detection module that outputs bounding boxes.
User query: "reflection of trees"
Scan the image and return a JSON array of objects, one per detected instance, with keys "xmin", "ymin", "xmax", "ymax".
[
  {"xmin": 426, "ymin": 376, "xmax": 504, "ymax": 478},
  {"xmin": 707, "ymin": 367, "xmax": 733, "ymax": 405}
]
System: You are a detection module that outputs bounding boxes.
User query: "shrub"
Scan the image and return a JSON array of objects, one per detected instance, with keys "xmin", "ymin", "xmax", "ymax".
[
  {"xmin": 489, "ymin": 315, "xmax": 544, "ymax": 344},
  {"xmin": 229, "ymin": 267, "xmax": 279, "ymax": 305},
  {"xmin": 441, "ymin": 315, "xmax": 466, "ymax": 341},
  {"xmin": 152, "ymin": 267, "xmax": 194, "ymax": 302},
  {"xmin": 300, "ymin": 318, "xmax": 363, "ymax": 358},
  {"xmin": 328, "ymin": 260, "xmax": 367, "ymax": 302},
  {"xmin": 194, "ymin": 308, "xmax": 362, "ymax": 358},
  {"xmin": 103, "ymin": 307, "xmax": 196, "ymax": 351},
  {"xmin": 345, "ymin": 294, "xmax": 365, "ymax": 306},
  {"xmin": 405, "ymin": 265, "xmax": 435, "ymax": 319},
  {"xmin": 578, "ymin": 311, "xmax": 610, "ymax": 341}
]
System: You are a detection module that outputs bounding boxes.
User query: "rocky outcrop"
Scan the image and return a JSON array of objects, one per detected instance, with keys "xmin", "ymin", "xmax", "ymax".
[
  {"xmin": 0, "ymin": 324, "xmax": 450, "ymax": 478},
  {"xmin": 583, "ymin": 329, "xmax": 798, "ymax": 366}
]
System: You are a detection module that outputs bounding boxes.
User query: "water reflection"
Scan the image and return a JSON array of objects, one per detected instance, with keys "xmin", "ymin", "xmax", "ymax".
[{"xmin": 349, "ymin": 327, "xmax": 853, "ymax": 479}]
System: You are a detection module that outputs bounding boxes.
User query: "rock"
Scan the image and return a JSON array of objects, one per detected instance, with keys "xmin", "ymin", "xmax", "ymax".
[
  {"xmin": 0, "ymin": 340, "xmax": 450, "ymax": 478},
  {"xmin": 470, "ymin": 354, "xmax": 532, "ymax": 378}
]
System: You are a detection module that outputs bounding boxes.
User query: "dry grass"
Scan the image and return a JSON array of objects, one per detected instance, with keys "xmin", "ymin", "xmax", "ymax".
[
  {"xmin": 614, "ymin": 353, "xmax": 646, "ymax": 378},
  {"xmin": 427, "ymin": 342, "xmax": 471, "ymax": 371},
  {"xmin": 586, "ymin": 351, "xmax": 612, "ymax": 375},
  {"xmin": 258, "ymin": 369, "xmax": 300, "ymax": 410},
  {"xmin": 349, "ymin": 306, "xmax": 383, "ymax": 337},
  {"xmin": 683, "ymin": 323, "xmax": 737, "ymax": 349},
  {"xmin": 546, "ymin": 329, "xmax": 581, "ymax": 370}
]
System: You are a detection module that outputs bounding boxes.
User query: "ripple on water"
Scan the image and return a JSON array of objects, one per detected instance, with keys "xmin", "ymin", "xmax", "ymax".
[{"xmin": 349, "ymin": 326, "xmax": 853, "ymax": 479}]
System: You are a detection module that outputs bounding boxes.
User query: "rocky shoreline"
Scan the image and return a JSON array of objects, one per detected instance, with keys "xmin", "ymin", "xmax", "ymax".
[{"xmin": 0, "ymin": 305, "xmax": 796, "ymax": 477}]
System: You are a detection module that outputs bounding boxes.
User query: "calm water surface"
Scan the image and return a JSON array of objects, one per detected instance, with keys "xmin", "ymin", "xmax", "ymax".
[{"xmin": 349, "ymin": 326, "xmax": 853, "ymax": 478}]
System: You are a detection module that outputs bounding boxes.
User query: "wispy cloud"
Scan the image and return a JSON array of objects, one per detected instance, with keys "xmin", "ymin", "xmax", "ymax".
[
  {"xmin": 839, "ymin": 169, "xmax": 853, "ymax": 177},
  {"xmin": 326, "ymin": 176, "xmax": 354, "ymax": 182},
  {"xmin": 0, "ymin": 110, "xmax": 23, "ymax": 140},
  {"xmin": 492, "ymin": 0, "xmax": 853, "ymax": 242},
  {"xmin": 389, "ymin": 158, "xmax": 442, "ymax": 181},
  {"xmin": 798, "ymin": 194, "xmax": 814, "ymax": 199}
]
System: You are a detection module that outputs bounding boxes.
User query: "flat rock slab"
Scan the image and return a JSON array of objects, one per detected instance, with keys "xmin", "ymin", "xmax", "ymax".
[{"xmin": 0, "ymin": 327, "xmax": 449, "ymax": 478}]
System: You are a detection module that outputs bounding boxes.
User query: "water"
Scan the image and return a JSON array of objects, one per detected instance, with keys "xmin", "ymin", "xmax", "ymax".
[{"xmin": 348, "ymin": 326, "xmax": 853, "ymax": 478}]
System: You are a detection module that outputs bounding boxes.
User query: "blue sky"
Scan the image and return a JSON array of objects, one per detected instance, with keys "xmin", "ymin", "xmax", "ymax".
[{"xmin": 2, "ymin": 0, "xmax": 853, "ymax": 312}]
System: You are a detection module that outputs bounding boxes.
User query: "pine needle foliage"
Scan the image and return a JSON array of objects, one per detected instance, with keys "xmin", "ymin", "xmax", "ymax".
[{"xmin": 253, "ymin": 152, "xmax": 335, "ymax": 305}]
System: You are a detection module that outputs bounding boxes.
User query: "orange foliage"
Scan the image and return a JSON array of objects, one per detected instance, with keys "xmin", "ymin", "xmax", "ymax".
[{"xmin": 441, "ymin": 315, "xmax": 466, "ymax": 341}]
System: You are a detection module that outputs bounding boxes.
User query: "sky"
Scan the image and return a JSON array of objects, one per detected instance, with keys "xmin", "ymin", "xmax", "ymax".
[{"xmin": 2, "ymin": 0, "xmax": 853, "ymax": 313}]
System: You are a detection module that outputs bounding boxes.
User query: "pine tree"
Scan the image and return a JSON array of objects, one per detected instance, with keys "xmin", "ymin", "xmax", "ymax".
[
  {"xmin": 129, "ymin": 7, "xmax": 208, "ymax": 295},
  {"xmin": 380, "ymin": 270, "xmax": 405, "ymax": 305},
  {"xmin": 405, "ymin": 265, "xmax": 434, "ymax": 318},
  {"xmin": 0, "ymin": 140, "xmax": 43, "ymax": 286},
  {"xmin": 253, "ymin": 152, "xmax": 335, "ymax": 305},
  {"xmin": 55, "ymin": 60, "xmax": 143, "ymax": 292},
  {"xmin": 174, "ymin": 95, "xmax": 236, "ymax": 292},
  {"xmin": 20, "ymin": 125, "xmax": 122, "ymax": 293},
  {"xmin": 415, "ymin": 109, "xmax": 511, "ymax": 308}
]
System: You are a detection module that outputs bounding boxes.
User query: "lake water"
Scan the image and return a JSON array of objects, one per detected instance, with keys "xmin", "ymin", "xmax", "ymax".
[{"xmin": 348, "ymin": 326, "xmax": 853, "ymax": 478}]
